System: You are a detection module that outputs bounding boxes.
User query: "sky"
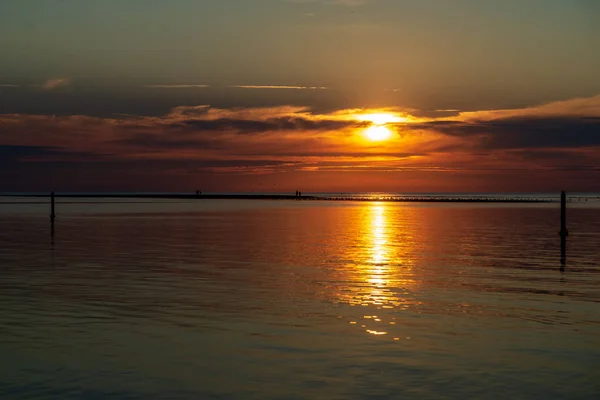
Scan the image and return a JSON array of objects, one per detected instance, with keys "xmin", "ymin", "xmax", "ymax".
[{"xmin": 1, "ymin": 0, "xmax": 600, "ymax": 192}]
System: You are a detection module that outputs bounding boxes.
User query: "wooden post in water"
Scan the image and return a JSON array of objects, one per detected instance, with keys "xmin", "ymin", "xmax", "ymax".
[
  {"xmin": 560, "ymin": 191, "xmax": 568, "ymax": 270},
  {"xmin": 50, "ymin": 191, "xmax": 56, "ymax": 221},
  {"xmin": 560, "ymin": 191, "xmax": 568, "ymax": 237},
  {"xmin": 50, "ymin": 191, "xmax": 56, "ymax": 236}
]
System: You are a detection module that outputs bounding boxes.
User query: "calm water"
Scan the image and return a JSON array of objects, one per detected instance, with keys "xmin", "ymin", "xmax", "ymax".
[{"xmin": 1, "ymin": 198, "xmax": 599, "ymax": 399}]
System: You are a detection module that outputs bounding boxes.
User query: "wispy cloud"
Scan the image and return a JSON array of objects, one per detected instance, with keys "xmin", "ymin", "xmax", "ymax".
[
  {"xmin": 402, "ymin": 95, "xmax": 600, "ymax": 152},
  {"xmin": 457, "ymin": 95, "xmax": 600, "ymax": 119},
  {"xmin": 231, "ymin": 85, "xmax": 329, "ymax": 90},
  {"xmin": 330, "ymin": 0, "xmax": 370, "ymax": 5},
  {"xmin": 144, "ymin": 84, "xmax": 210, "ymax": 89},
  {"xmin": 0, "ymin": 84, "xmax": 19, "ymax": 88},
  {"xmin": 283, "ymin": 0, "xmax": 370, "ymax": 6},
  {"xmin": 35, "ymin": 78, "xmax": 71, "ymax": 90}
]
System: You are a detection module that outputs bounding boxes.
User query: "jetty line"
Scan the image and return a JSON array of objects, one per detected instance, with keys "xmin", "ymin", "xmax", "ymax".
[{"xmin": 4, "ymin": 193, "xmax": 556, "ymax": 203}]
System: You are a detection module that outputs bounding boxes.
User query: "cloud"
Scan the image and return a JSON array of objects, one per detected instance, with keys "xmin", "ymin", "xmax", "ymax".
[
  {"xmin": 231, "ymin": 85, "xmax": 328, "ymax": 90},
  {"xmin": 283, "ymin": 0, "xmax": 370, "ymax": 6},
  {"xmin": 37, "ymin": 78, "xmax": 71, "ymax": 90},
  {"xmin": 169, "ymin": 116, "xmax": 358, "ymax": 133},
  {"xmin": 163, "ymin": 105, "xmax": 364, "ymax": 133},
  {"xmin": 144, "ymin": 84, "xmax": 210, "ymax": 89},
  {"xmin": 0, "ymin": 84, "xmax": 19, "ymax": 88},
  {"xmin": 0, "ymin": 105, "xmax": 370, "ymax": 159},
  {"xmin": 429, "ymin": 117, "xmax": 600, "ymax": 150},
  {"xmin": 404, "ymin": 95, "xmax": 600, "ymax": 151},
  {"xmin": 330, "ymin": 0, "xmax": 369, "ymax": 5},
  {"xmin": 459, "ymin": 95, "xmax": 600, "ymax": 120},
  {"xmin": 0, "ymin": 145, "xmax": 109, "ymax": 169}
]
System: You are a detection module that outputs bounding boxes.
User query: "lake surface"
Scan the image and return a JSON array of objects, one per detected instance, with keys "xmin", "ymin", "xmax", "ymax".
[{"xmin": 1, "ymin": 198, "xmax": 599, "ymax": 399}]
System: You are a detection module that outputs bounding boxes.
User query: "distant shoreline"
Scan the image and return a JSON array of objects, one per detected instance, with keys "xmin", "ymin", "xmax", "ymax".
[{"xmin": 0, "ymin": 193, "xmax": 555, "ymax": 203}]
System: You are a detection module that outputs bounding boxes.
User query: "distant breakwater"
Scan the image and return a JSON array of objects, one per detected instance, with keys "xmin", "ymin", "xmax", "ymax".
[{"xmin": 8, "ymin": 194, "xmax": 555, "ymax": 203}]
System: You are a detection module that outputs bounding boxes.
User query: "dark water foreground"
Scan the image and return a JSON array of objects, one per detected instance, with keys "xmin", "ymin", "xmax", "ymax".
[{"xmin": 1, "ymin": 199, "xmax": 599, "ymax": 399}]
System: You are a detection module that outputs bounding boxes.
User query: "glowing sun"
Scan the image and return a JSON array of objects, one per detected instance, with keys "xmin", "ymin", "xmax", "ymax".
[
  {"xmin": 357, "ymin": 113, "xmax": 404, "ymax": 142},
  {"xmin": 364, "ymin": 125, "xmax": 392, "ymax": 141}
]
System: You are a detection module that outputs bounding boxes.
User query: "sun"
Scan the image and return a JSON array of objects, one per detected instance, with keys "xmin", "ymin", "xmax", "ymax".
[
  {"xmin": 364, "ymin": 125, "xmax": 392, "ymax": 141},
  {"xmin": 356, "ymin": 112, "xmax": 403, "ymax": 142}
]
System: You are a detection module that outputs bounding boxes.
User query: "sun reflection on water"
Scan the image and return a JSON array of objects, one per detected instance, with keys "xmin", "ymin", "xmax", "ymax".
[
  {"xmin": 340, "ymin": 203, "xmax": 418, "ymax": 339},
  {"xmin": 370, "ymin": 205, "xmax": 388, "ymax": 266},
  {"xmin": 365, "ymin": 204, "xmax": 392, "ymax": 306}
]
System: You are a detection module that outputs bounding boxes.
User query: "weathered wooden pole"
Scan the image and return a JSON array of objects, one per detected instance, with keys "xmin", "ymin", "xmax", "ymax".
[
  {"xmin": 560, "ymin": 234, "xmax": 566, "ymax": 271},
  {"xmin": 560, "ymin": 191, "xmax": 568, "ymax": 237},
  {"xmin": 50, "ymin": 191, "xmax": 56, "ymax": 221},
  {"xmin": 560, "ymin": 191, "xmax": 568, "ymax": 270},
  {"xmin": 50, "ymin": 191, "xmax": 56, "ymax": 237}
]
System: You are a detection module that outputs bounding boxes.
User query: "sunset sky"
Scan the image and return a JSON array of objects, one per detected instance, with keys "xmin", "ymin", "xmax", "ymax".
[{"xmin": 1, "ymin": 0, "xmax": 600, "ymax": 192}]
